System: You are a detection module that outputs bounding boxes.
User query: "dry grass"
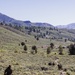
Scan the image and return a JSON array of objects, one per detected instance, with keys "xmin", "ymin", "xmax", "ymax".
[{"xmin": 0, "ymin": 26, "xmax": 75, "ymax": 75}]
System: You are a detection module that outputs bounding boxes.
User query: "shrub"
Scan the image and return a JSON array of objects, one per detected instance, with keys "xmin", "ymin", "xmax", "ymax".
[
  {"xmin": 48, "ymin": 62, "xmax": 52, "ymax": 66},
  {"xmin": 0, "ymin": 22, "xmax": 3, "ymax": 25},
  {"xmin": 24, "ymin": 45, "xmax": 27, "ymax": 52},
  {"xmin": 41, "ymin": 67, "xmax": 48, "ymax": 71},
  {"xmin": 58, "ymin": 45, "xmax": 63, "ymax": 55},
  {"xmin": 14, "ymin": 50, "xmax": 18, "ymax": 53},
  {"xmin": 63, "ymin": 68, "xmax": 67, "ymax": 72},
  {"xmin": 57, "ymin": 64, "xmax": 63, "ymax": 70},
  {"xmin": 48, "ymin": 62, "xmax": 55, "ymax": 66},
  {"xmin": 47, "ymin": 47, "xmax": 51, "ymax": 54},
  {"xmin": 21, "ymin": 42, "xmax": 25, "ymax": 46},
  {"xmin": 65, "ymin": 39, "xmax": 67, "ymax": 42},
  {"xmin": 25, "ymin": 40, "xmax": 27, "ymax": 42},
  {"xmin": 18, "ymin": 44, "xmax": 20, "ymax": 46},
  {"xmin": 66, "ymin": 71, "xmax": 70, "ymax": 75},
  {"xmin": 69, "ymin": 44, "xmax": 75, "ymax": 55},
  {"xmin": 36, "ymin": 37, "xmax": 39, "ymax": 41},
  {"xmin": 50, "ymin": 43, "xmax": 54, "ymax": 49},
  {"xmin": 34, "ymin": 36, "xmax": 39, "ymax": 41},
  {"xmin": 32, "ymin": 45, "xmax": 37, "ymax": 54},
  {"xmin": 31, "ymin": 50, "xmax": 34, "ymax": 54}
]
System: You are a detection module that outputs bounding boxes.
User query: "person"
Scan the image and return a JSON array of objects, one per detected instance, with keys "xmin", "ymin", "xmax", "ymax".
[{"xmin": 4, "ymin": 65, "xmax": 12, "ymax": 75}]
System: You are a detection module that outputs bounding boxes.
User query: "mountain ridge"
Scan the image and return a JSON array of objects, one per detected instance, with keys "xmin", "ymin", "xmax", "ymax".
[
  {"xmin": 56, "ymin": 23, "xmax": 75, "ymax": 29},
  {"xmin": 0, "ymin": 13, "xmax": 54, "ymax": 28},
  {"xmin": 0, "ymin": 13, "xmax": 75, "ymax": 29}
]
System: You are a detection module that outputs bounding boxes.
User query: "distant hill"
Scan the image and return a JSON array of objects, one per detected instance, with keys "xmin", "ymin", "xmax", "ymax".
[
  {"xmin": 0, "ymin": 13, "xmax": 26, "ymax": 26},
  {"xmin": 0, "ymin": 13, "xmax": 14, "ymax": 22},
  {"xmin": 0, "ymin": 13, "xmax": 54, "ymax": 28},
  {"xmin": 56, "ymin": 23, "xmax": 75, "ymax": 29}
]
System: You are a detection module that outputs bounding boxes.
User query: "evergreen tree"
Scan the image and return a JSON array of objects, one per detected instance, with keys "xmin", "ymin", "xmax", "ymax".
[
  {"xmin": 32, "ymin": 45, "xmax": 37, "ymax": 54},
  {"xmin": 58, "ymin": 45, "xmax": 63, "ymax": 55},
  {"xmin": 50, "ymin": 43, "xmax": 54, "ymax": 49},
  {"xmin": 47, "ymin": 47, "xmax": 51, "ymax": 54},
  {"xmin": 24, "ymin": 45, "xmax": 27, "ymax": 52},
  {"xmin": 69, "ymin": 44, "xmax": 75, "ymax": 55}
]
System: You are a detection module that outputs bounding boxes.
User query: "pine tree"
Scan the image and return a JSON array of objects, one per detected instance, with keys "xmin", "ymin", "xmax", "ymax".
[
  {"xmin": 58, "ymin": 45, "xmax": 63, "ymax": 55},
  {"xmin": 47, "ymin": 47, "xmax": 51, "ymax": 54},
  {"xmin": 24, "ymin": 45, "xmax": 27, "ymax": 52}
]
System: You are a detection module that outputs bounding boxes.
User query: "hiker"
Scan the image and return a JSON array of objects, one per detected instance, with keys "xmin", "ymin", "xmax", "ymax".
[{"xmin": 4, "ymin": 65, "xmax": 12, "ymax": 75}]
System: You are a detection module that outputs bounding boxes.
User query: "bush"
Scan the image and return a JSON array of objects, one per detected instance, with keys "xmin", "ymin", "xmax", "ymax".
[
  {"xmin": 50, "ymin": 43, "xmax": 54, "ymax": 49},
  {"xmin": 31, "ymin": 50, "xmax": 34, "ymax": 54},
  {"xmin": 25, "ymin": 40, "xmax": 27, "ymax": 42},
  {"xmin": 24, "ymin": 45, "xmax": 27, "ymax": 52},
  {"xmin": 63, "ymin": 68, "xmax": 67, "ymax": 72},
  {"xmin": 41, "ymin": 67, "xmax": 48, "ymax": 71},
  {"xmin": 58, "ymin": 45, "xmax": 63, "ymax": 55},
  {"xmin": 21, "ymin": 42, "xmax": 25, "ymax": 46},
  {"xmin": 48, "ymin": 62, "xmax": 55, "ymax": 66},
  {"xmin": 66, "ymin": 71, "xmax": 70, "ymax": 75},
  {"xmin": 36, "ymin": 37, "xmax": 39, "ymax": 41},
  {"xmin": 14, "ymin": 50, "xmax": 18, "ymax": 53},
  {"xmin": 65, "ymin": 39, "xmax": 67, "ymax": 42},
  {"xmin": 32, "ymin": 45, "xmax": 37, "ymax": 54},
  {"xmin": 47, "ymin": 47, "xmax": 51, "ymax": 54},
  {"xmin": 69, "ymin": 44, "xmax": 75, "ymax": 55},
  {"xmin": 57, "ymin": 64, "xmax": 63, "ymax": 70}
]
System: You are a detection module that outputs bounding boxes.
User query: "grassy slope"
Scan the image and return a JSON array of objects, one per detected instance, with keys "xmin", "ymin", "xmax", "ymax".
[{"xmin": 0, "ymin": 26, "xmax": 75, "ymax": 75}]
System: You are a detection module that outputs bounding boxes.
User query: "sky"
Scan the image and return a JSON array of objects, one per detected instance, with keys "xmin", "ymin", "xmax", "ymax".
[{"xmin": 0, "ymin": 0, "xmax": 75, "ymax": 26}]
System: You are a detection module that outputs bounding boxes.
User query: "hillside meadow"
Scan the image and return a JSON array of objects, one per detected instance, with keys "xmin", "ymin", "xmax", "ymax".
[{"xmin": 0, "ymin": 26, "xmax": 75, "ymax": 75}]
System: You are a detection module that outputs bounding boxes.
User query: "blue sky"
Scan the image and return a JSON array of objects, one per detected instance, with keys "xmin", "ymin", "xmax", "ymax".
[{"xmin": 0, "ymin": 0, "xmax": 75, "ymax": 26}]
